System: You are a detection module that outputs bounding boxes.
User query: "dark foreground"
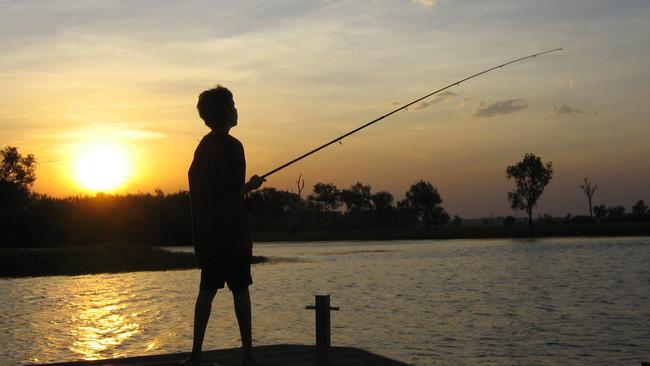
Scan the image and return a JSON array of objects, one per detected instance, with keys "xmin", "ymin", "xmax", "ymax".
[
  {"xmin": 34, "ymin": 344, "xmax": 410, "ymax": 366},
  {"xmin": 252, "ymin": 221, "xmax": 650, "ymax": 242},
  {"xmin": 0, "ymin": 245, "xmax": 267, "ymax": 278}
]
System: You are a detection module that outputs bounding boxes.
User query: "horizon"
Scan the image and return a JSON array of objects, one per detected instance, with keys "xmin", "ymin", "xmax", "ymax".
[
  {"xmin": 1, "ymin": 0, "xmax": 649, "ymax": 217},
  {"xmin": 19, "ymin": 182, "xmax": 641, "ymax": 222}
]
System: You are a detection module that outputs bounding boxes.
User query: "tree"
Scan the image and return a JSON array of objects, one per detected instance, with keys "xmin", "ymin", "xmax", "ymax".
[
  {"xmin": 294, "ymin": 173, "xmax": 305, "ymax": 199},
  {"xmin": 451, "ymin": 215, "xmax": 462, "ymax": 228},
  {"xmin": 1, "ymin": 146, "xmax": 37, "ymax": 210},
  {"xmin": 247, "ymin": 187, "xmax": 302, "ymax": 230},
  {"xmin": 579, "ymin": 178, "xmax": 598, "ymax": 217},
  {"xmin": 307, "ymin": 182, "xmax": 341, "ymax": 212},
  {"xmin": 607, "ymin": 205, "xmax": 626, "ymax": 219},
  {"xmin": 1, "ymin": 146, "xmax": 36, "ymax": 189},
  {"xmin": 1, "ymin": 146, "xmax": 37, "ymax": 245},
  {"xmin": 506, "ymin": 153, "xmax": 553, "ymax": 228},
  {"xmin": 371, "ymin": 191, "xmax": 395, "ymax": 228},
  {"xmin": 340, "ymin": 182, "xmax": 372, "ymax": 213},
  {"xmin": 593, "ymin": 204, "xmax": 607, "ymax": 218},
  {"xmin": 371, "ymin": 191, "xmax": 394, "ymax": 211},
  {"xmin": 632, "ymin": 200, "xmax": 648, "ymax": 217},
  {"xmin": 402, "ymin": 180, "xmax": 449, "ymax": 229},
  {"xmin": 503, "ymin": 215, "xmax": 517, "ymax": 226}
]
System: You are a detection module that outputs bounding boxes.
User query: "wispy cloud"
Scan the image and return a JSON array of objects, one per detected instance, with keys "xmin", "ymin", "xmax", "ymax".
[
  {"xmin": 472, "ymin": 99, "xmax": 527, "ymax": 118},
  {"xmin": 553, "ymin": 104, "xmax": 585, "ymax": 118},
  {"xmin": 412, "ymin": 0, "xmax": 440, "ymax": 7},
  {"xmin": 414, "ymin": 91, "xmax": 457, "ymax": 110}
]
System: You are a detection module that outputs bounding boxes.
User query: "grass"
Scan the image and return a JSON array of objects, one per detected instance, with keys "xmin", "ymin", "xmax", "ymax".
[{"xmin": 0, "ymin": 245, "xmax": 267, "ymax": 278}]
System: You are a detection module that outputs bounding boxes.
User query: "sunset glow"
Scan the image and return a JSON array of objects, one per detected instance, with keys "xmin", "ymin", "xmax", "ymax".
[
  {"xmin": 1, "ymin": 1, "xmax": 648, "ymax": 216},
  {"xmin": 75, "ymin": 144, "xmax": 130, "ymax": 192}
]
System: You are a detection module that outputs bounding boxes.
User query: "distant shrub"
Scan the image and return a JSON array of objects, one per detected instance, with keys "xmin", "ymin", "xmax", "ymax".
[{"xmin": 571, "ymin": 215, "xmax": 597, "ymax": 224}]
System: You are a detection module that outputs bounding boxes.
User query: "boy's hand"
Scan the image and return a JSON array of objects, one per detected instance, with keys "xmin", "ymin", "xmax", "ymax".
[{"xmin": 247, "ymin": 175, "xmax": 266, "ymax": 190}]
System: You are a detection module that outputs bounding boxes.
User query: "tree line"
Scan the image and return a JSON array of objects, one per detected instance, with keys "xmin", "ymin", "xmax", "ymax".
[
  {"xmin": 1, "ymin": 146, "xmax": 648, "ymax": 247},
  {"xmin": 1, "ymin": 146, "xmax": 454, "ymax": 247}
]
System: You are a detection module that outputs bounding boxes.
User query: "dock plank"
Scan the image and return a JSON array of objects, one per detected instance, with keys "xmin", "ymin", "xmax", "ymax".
[{"xmin": 35, "ymin": 344, "xmax": 410, "ymax": 366}]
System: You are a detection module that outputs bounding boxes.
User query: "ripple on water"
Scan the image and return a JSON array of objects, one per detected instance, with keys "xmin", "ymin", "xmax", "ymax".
[{"xmin": 1, "ymin": 237, "xmax": 650, "ymax": 365}]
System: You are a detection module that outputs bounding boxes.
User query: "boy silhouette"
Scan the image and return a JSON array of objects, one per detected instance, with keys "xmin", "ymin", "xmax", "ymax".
[{"xmin": 183, "ymin": 85, "xmax": 265, "ymax": 366}]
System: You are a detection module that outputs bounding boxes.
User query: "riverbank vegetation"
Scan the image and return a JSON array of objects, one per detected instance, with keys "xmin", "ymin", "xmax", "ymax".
[{"xmin": 0, "ymin": 245, "xmax": 268, "ymax": 278}]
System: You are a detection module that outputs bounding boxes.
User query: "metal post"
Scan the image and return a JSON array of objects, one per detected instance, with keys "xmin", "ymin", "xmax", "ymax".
[{"xmin": 306, "ymin": 294, "xmax": 340, "ymax": 350}]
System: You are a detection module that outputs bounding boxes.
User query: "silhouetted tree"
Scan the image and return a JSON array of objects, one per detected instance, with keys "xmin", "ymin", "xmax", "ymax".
[
  {"xmin": 371, "ymin": 191, "xmax": 393, "ymax": 210},
  {"xmin": 503, "ymin": 215, "xmax": 517, "ymax": 226},
  {"xmin": 451, "ymin": 215, "xmax": 462, "ymax": 228},
  {"xmin": 432, "ymin": 208, "xmax": 450, "ymax": 227},
  {"xmin": 632, "ymin": 200, "xmax": 647, "ymax": 217},
  {"xmin": 247, "ymin": 188, "xmax": 302, "ymax": 231},
  {"xmin": 294, "ymin": 173, "xmax": 305, "ymax": 199},
  {"xmin": 1, "ymin": 146, "xmax": 36, "ymax": 209},
  {"xmin": 593, "ymin": 204, "xmax": 607, "ymax": 218},
  {"xmin": 606, "ymin": 205, "xmax": 626, "ymax": 219},
  {"xmin": 371, "ymin": 191, "xmax": 396, "ymax": 228},
  {"xmin": 506, "ymin": 153, "xmax": 553, "ymax": 228},
  {"xmin": 579, "ymin": 178, "xmax": 598, "ymax": 217},
  {"xmin": 1, "ymin": 146, "xmax": 36, "ymax": 189},
  {"xmin": 340, "ymin": 182, "xmax": 372, "ymax": 213},
  {"xmin": 1, "ymin": 146, "xmax": 37, "ymax": 245},
  {"xmin": 401, "ymin": 180, "xmax": 449, "ymax": 229},
  {"xmin": 307, "ymin": 182, "xmax": 341, "ymax": 212}
]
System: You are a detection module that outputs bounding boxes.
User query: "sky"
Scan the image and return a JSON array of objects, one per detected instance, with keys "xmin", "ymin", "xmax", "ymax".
[{"xmin": 1, "ymin": 0, "xmax": 649, "ymax": 218}]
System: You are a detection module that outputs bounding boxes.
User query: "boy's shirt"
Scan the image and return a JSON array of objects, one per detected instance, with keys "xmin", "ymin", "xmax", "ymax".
[{"xmin": 188, "ymin": 132, "xmax": 252, "ymax": 268}]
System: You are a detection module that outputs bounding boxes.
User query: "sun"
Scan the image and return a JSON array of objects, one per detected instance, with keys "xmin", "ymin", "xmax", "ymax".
[{"xmin": 75, "ymin": 144, "xmax": 130, "ymax": 192}]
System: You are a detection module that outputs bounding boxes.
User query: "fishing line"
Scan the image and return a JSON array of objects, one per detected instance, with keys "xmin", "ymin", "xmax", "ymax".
[{"xmin": 261, "ymin": 48, "xmax": 563, "ymax": 179}]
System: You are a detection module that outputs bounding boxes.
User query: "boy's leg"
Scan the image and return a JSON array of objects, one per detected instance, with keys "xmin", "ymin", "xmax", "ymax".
[
  {"xmin": 232, "ymin": 287, "xmax": 256, "ymax": 364},
  {"xmin": 190, "ymin": 288, "xmax": 218, "ymax": 362}
]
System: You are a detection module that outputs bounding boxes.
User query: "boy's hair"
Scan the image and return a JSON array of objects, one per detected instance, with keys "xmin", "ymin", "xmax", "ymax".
[{"xmin": 197, "ymin": 85, "xmax": 233, "ymax": 129}]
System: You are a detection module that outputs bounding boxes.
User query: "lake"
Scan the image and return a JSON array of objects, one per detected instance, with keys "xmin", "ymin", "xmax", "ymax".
[{"xmin": 1, "ymin": 237, "xmax": 649, "ymax": 365}]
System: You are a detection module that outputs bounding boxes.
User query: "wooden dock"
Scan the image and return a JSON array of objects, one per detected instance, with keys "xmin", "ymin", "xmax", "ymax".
[{"xmin": 36, "ymin": 344, "xmax": 411, "ymax": 366}]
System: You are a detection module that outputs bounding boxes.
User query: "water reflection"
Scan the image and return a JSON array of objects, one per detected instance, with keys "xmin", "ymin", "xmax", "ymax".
[
  {"xmin": 2, "ymin": 238, "xmax": 649, "ymax": 365},
  {"xmin": 67, "ymin": 278, "xmax": 141, "ymax": 360}
]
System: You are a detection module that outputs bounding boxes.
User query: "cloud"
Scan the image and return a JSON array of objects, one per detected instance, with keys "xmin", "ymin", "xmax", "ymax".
[
  {"xmin": 553, "ymin": 104, "xmax": 584, "ymax": 118},
  {"xmin": 412, "ymin": 0, "xmax": 439, "ymax": 7},
  {"xmin": 414, "ymin": 91, "xmax": 457, "ymax": 110},
  {"xmin": 472, "ymin": 99, "xmax": 527, "ymax": 118}
]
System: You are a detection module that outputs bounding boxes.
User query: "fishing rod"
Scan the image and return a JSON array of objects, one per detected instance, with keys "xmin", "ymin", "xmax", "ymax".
[{"xmin": 261, "ymin": 48, "xmax": 563, "ymax": 179}]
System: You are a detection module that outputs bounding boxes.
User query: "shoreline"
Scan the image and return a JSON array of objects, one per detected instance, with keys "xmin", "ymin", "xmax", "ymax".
[
  {"xmin": 249, "ymin": 221, "xmax": 650, "ymax": 243},
  {"xmin": 2, "ymin": 223, "xmax": 648, "ymax": 278},
  {"xmin": 0, "ymin": 245, "xmax": 268, "ymax": 278}
]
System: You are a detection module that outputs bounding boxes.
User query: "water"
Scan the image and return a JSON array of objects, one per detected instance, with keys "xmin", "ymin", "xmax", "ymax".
[{"xmin": 1, "ymin": 237, "xmax": 649, "ymax": 365}]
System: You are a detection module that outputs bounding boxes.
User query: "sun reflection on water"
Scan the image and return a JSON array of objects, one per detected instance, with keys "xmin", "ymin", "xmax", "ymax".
[{"xmin": 68, "ymin": 281, "xmax": 142, "ymax": 360}]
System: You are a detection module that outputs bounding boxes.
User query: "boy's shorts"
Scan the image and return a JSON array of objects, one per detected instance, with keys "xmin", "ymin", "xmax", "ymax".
[{"xmin": 200, "ymin": 262, "xmax": 252, "ymax": 292}]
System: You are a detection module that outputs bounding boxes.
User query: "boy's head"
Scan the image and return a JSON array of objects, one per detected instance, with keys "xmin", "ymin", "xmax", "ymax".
[{"xmin": 197, "ymin": 85, "xmax": 238, "ymax": 130}]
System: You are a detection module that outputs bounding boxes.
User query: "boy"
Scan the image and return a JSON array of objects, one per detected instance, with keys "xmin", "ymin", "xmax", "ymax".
[{"xmin": 184, "ymin": 85, "xmax": 265, "ymax": 366}]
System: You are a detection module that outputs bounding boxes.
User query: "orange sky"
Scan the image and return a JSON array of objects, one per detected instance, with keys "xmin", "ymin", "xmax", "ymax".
[{"xmin": 1, "ymin": 1, "xmax": 649, "ymax": 217}]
